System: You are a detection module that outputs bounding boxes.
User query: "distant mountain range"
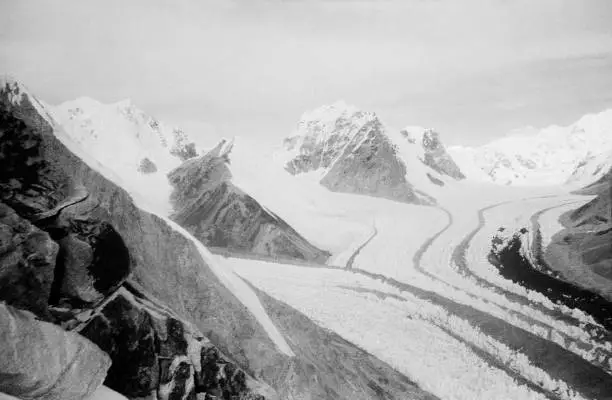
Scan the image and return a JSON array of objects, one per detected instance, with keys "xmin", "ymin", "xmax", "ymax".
[{"xmin": 448, "ymin": 109, "xmax": 612, "ymax": 186}]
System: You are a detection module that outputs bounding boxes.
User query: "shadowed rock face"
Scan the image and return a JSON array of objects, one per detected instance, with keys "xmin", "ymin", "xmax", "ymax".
[
  {"xmin": 0, "ymin": 202, "xmax": 58, "ymax": 320},
  {"xmin": 549, "ymin": 167, "xmax": 612, "ymax": 286},
  {"xmin": 321, "ymin": 119, "xmax": 435, "ymax": 205},
  {"xmin": 169, "ymin": 142, "xmax": 331, "ymax": 263},
  {"xmin": 420, "ymin": 130, "xmax": 465, "ymax": 180},
  {"xmin": 138, "ymin": 157, "xmax": 158, "ymax": 174}
]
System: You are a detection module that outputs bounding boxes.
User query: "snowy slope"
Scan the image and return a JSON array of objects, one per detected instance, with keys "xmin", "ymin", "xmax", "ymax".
[
  {"xmin": 449, "ymin": 109, "xmax": 612, "ymax": 186},
  {"xmin": 566, "ymin": 149, "xmax": 612, "ymax": 187},
  {"xmin": 52, "ymin": 97, "xmax": 198, "ymax": 173},
  {"xmin": 49, "ymin": 97, "xmax": 199, "ymax": 214}
]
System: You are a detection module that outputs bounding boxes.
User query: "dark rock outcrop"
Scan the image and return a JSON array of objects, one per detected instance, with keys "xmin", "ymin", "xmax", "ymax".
[
  {"xmin": 0, "ymin": 202, "xmax": 58, "ymax": 320},
  {"xmin": 420, "ymin": 129, "xmax": 465, "ymax": 180},
  {"xmin": 169, "ymin": 128, "xmax": 199, "ymax": 162},
  {"xmin": 137, "ymin": 157, "xmax": 158, "ymax": 174},
  {"xmin": 489, "ymin": 228, "xmax": 612, "ymax": 332},
  {"xmin": 169, "ymin": 139, "xmax": 331, "ymax": 263},
  {"xmin": 73, "ymin": 283, "xmax": 271, "ymax": 400},
  {"xmin": 49, "ymin": 201, "xmax": 131, "ymax": 307}
]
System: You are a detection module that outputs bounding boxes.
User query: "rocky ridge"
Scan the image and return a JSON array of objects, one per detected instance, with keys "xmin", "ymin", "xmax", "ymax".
[{"xmin": 169, "ymin": 139, "xmax": 331, "ymax": 263}]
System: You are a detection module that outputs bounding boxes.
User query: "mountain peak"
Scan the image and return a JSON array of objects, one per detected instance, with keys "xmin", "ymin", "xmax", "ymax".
[
  {"xmin": 58, "ymin": 96, "xmax": 103, "ymax": 114},
  {"xmin": 51, "ymin": 96, "xmax": 199, "ymax": 176},
  {"xmin": 0, "ymin": 73, "xmax": 20, "ymax": 87},
  {"xmin": 0, "ymin": 74, "xmax": 31, "ymax": 104},
  {"xmin": 209, "ymin": 137, "xmax": 235, "ymax": 161},
  {"xmin": 299, "ymin": 101, "xmax": 363, "ymax": 125},
  {"xmin": 448, "ymin": 107, "xmax": 612, "ymax": 186}
]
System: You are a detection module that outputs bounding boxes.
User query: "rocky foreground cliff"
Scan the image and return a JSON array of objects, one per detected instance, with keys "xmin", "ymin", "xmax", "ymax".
[{"xmin": 0, "ymin": 78, "xmax": 437, "ymax": 400}]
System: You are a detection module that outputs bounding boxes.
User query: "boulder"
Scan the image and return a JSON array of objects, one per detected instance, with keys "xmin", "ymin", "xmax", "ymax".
[
  {"xmin": 52, "ymin": 208, "xmax": 131, "ymax": 307},
  {"xmin": 0, "ymin": 302, "xmax": 111, "ymax": 400}
]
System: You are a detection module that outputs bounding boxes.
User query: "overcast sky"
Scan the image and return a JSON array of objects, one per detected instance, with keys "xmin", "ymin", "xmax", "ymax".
[{"xmin": 1, "ymin": 0, "xmax": 612, "ymax": 146}]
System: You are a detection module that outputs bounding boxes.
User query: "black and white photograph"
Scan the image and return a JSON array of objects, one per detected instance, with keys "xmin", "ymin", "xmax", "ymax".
[{"xmin": 1, "ymin": 1, "xmax": 611, "ymax": 399}]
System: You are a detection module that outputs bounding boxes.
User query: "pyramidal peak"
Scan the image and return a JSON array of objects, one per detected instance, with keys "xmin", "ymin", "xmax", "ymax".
[{"xmin": 209, "ymin": 137, "xmax": 235, "ymax": 160}]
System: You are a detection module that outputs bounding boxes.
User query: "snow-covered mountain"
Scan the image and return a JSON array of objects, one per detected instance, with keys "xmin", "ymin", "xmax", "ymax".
[
  {"xmin": 448, "ymin": 109, "xmax": 612, "ymax": 186},
  {"xmin": 51, "ymin": 97, "xmax": 198, "ymax": 173},
  {"xmin": 280, "ymin": 101, "xmax": 465, "ymax": 205},
  {"xmin": 48, "ymin": 97, "xmax": 200, "ymax": 215}
]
